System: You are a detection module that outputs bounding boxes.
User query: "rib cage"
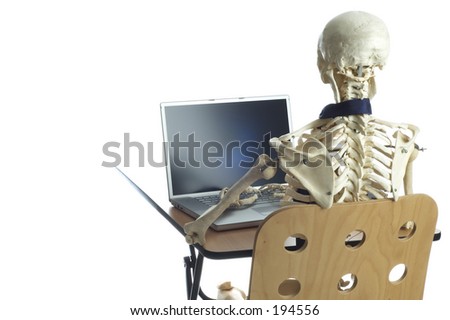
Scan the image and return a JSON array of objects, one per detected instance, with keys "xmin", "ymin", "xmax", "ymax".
[{"xmin": 286, "ymin": 114, "xmax": 416, "ymax": 204}]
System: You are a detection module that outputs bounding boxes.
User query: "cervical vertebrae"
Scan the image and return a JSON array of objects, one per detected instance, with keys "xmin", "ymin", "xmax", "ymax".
[{"xmin": 338, "ymin": 66, "xmax": 375, "ymax": 101}]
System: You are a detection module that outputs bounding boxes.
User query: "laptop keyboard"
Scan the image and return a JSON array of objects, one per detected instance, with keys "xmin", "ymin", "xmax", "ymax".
[{"xmin": 196, "ymin": 190, "xmax": 277, "ymax": 207}]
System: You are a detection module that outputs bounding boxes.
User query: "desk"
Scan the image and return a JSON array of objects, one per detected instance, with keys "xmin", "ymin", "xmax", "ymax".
[
  {"xmin": 117, "ymin": 168, "xmax": 257, "ymax": 299},
  {"xmin": 117, "ymin": 168, "xmax": 442, "ymax": 300}
]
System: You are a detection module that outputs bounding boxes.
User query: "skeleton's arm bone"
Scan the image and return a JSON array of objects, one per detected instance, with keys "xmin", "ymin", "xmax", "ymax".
[
  {"xmin": 403, "ymin": 146, "xmax": 419, "ymax": 194},
  {"xmin": 183, "ymin": 154, "xmax": 277, "ymax": 246}
]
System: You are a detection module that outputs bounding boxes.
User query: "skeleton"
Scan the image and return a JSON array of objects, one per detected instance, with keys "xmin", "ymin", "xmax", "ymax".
[{"xmin": 184, "ymin": 11, "xmax": 420, "ymax": 245}]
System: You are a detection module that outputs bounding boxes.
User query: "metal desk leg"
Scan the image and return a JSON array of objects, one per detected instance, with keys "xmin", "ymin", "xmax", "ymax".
[
  {"xmin": 184, "ymin": 246, "xmax": 196, "ymax": 299},
  {"xmin": 183, "ymin": 255, "xmax": 193, "ymax": 299},
  {"xmin": 183, "ymin": 246, "xmax": 213, "ymax": 300},
  {"xmin": 184, "ymin": 246, "xmax": 203, "ymax": 300},
  {"xmin": 189, "ymin": 252, "xmax": 204, "ymax": 300}
]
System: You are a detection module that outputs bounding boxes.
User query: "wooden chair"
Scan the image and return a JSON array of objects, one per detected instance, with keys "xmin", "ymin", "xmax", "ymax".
[{"xmin": 248, "ymin": 194, "xmax": 438, "ymax": 299}]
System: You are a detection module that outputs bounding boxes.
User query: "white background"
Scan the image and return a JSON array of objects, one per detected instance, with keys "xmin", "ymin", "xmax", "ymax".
[{"xmin": 1, "ymin": 0, "xmax": 448, "ymax": 319}]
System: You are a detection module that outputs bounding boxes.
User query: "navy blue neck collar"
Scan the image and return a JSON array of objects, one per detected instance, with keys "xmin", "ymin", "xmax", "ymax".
[{"xmin": 319, "ymin": 98, "xmax": 372, "ymax": 119}]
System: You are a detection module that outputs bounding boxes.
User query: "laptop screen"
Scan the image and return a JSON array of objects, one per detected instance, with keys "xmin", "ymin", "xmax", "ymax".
[{"xmin": 161, "ymin": 96, "xmax": 291, "ymax": 197}]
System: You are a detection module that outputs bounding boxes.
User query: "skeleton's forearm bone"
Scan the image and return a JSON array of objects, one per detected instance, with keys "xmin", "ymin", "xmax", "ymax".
[{"xmin": 183, "ymin": 154, "xmax": 277, "ymax": 246}]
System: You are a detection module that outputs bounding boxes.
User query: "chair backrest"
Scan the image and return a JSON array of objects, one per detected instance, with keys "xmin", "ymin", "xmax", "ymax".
[{"xmin": 248, "ymin": 194, "xmax": 438, "ymax": 299}]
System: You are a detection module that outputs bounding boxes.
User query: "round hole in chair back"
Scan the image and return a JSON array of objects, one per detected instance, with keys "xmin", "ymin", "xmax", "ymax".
[
  {"xmin": 398, "ymin": 221, "xmax": 416, "ymax": 240},
  {"xmin": 389, "ymin": 263, "xmax": 407, "ymax": 283},
  {"xmin": 345, "ymin": 230, "xmax": 366, "ymax": 249},
  {"xmin": 337, "ymin": 273, "xmax": 358, "ymax": 292},
  {"xmin": 278, "ymin": 278, "xmax": 301, "ymax": 298},
  {"xmin": 284, "ymin": 234, "xmax": 308, "ymax": 253}
]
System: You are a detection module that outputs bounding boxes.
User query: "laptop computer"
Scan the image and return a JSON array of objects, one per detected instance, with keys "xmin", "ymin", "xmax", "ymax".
[{"xmin": 160, "ymin": 95, "xmax": 292, "ymax": 230}]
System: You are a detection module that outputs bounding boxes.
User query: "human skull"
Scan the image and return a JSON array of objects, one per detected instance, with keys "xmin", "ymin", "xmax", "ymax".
[{"xmin": 317, "ymin": 11, "xmax": 390, "ymax": 102}]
